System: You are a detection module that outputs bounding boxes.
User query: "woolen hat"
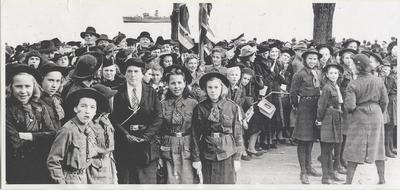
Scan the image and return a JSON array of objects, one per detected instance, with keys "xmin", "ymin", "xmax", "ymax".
[
  {"xmin": 92, "ymin": 84, "xmax": 118, "ymax": 99},
  {"xmin": 24, "ymin": 50, "xmax": 42, "ymax": 61},
  {"xmin": 137, "ymin": 31, "xmax": 153, "ymax": 42},
  {"xmin": 301, "ymin": 48, "xmax": 322, "ymax": 60},
  {"xmin": 65, "ymin": 88, "xmax": 110, "ymax": 114},
  {"xmin": 199, "ymin": 72, "xmax": 230, "ymax": 90},
  {"xmin": 352, "ymin": 54, "xmax": 373, "ymax": 72},
  {"xmin": 322, "ymin": 63, "xmax": 343, "ymax": 73},
  {"xmin": 342, "ymin": 38, "xmax": 360, "ymax": 48},
  {"xmin": 123, "ymin": 57, "xmax": 145, "ymax": 74},
  {"xmin": 39, "ymin": 62, "xmax": 68, "ymax": 78},
  {"xmin": 239, "ymin": 45, "xmax": 257, "ymax": 57},
  {"xmin": 80, "ymin": 26, "xmax": 100, "ymax": 39},
  {"xmin": 38, "ymin": 40, "xmax": 57, "ymax": 53},
  {"xmin": 163, "ymin": 64, "xmax": 193, "ymax": 84},
  {"xmin": 71, "ymin": 54, "xmax": 99, "ymax": 79},
  {"xmin": 6, "ymin": 63, "xmax": 42, "ymax": 85},
  {"xmin": 102, "ymin": 57, "xmax": 115, "ymax": 68}
]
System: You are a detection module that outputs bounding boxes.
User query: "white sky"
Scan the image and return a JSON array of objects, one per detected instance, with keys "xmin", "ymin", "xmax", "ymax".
[{"xmin": 2, "ymin": 0, "xmax": 400, "ymax": 46}]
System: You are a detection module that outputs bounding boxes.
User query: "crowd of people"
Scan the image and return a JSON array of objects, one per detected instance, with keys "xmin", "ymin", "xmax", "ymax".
[{"xmin": 4, "ymin": 26, "xmax": 397, "ymax": 185}]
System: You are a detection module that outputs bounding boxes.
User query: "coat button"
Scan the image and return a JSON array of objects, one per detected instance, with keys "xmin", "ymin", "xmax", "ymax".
[{"xmin": 86, "ymin": 159, "xmax": 89, "ymax": 162}]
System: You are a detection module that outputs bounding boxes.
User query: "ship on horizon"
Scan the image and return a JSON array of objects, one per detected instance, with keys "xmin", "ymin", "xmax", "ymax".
[{"xmin": 123, "ymin": 10, "xmax": 171, "ymax": 23}]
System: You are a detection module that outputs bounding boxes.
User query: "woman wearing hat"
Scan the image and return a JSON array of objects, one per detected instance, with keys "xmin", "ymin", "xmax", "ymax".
[
  {"xmin": 23, "ymin": 50, "xmax": 44, "ymax": 69},
  {"xmin": 158, "ymin": 65, "xmax": 198, "ymax": 184},
  {"xmin": 136, "ymin": 31, "xmax": 153, "ymax": 54},
  {"xmin": 87, "ymin": 84, "xmax": 119, "ymax": 184},
  {"xmin": 81, "ymin": 26, "xmax": 100, "ymax": 47},
  {"xmin": 316, "ymin": 44, "xmax": 336, "ymax": 70},
  {"xmin": 6, "ymin": 64, "xmax": 56, "ymax": 184},
  {"xmin": 101, "ymin": 57, "xmax": 125, "ymax": 89},
  {"xmin": 337, "ymin": 48, "xmax": 358, "ymax": 171},
  {"xmin": 39, "ymin": 62, "xmax": 68, "ymax": 131},
  {"xmin": 184, "ymin": 54, "xmax": 206, "ymax": 102},
  {"xmin": 343, "ymin": 54, "xmax": 388, "ymax": 184},
  {"xmin": 383, "ymin": 41, "xmax": 397, "ymax": 66},
  {"xmin": 96, "ymin": 34, "xmax": 113, "ymax": 49},
  {"xmin": 316, "ymin": 64, "xmax": 345, "ymax": 184},
  {"xmin": 47, "ymin": 88, "xmax": 109, "ymax": 184},
  {"xmin": 384, "ymin": 60, "xmax": 397, "ymax": 156},
  {"xmin": 290, "ymin": 48, "xmax": 323, "ymax": 184},
  {"xmin": 111, "ymin": 57, "xmax": 162, "ymax": 184},
  {"xmin": 192, "ymin": 72, "xmax": 244, "ymax": 184},
  {"xmin": 204, "ymin": 47, "xmax": 228, "ymax": 76},
  {"xmin": 342, "ymin": 38, "xmax": 360, "ymax": 52}
]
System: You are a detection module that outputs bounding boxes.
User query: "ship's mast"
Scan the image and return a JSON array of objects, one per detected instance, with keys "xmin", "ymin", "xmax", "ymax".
[{"xmin": 155, "ymin": 10, "xmax": 159, "ymax": 17}]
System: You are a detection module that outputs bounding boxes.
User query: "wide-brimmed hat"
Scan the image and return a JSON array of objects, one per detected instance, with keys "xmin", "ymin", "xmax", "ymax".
[
  {"xmin": 322, "ymin": 63, "xmax": 343, "ymax": 73},
  {"xmin": 292, "ymin": 43, "xmax": 308, "ymax": 51},
  {"xmin": 51, "ymin": 38, "xmax": 63, "ymax": 48},
  {"xmin": 66, "ymin": 41, "xmax": 82, "ymax": 47},
  {"xmin": 199, "ymin": 72, "xmax": 230, "ymax": 90},
  {"xmin": 38, "ymin": 40, "xmax": 57, "ymax": 53},
  {"xmin": 51, "ymin": 52, "xmax": 71, "ymax": 62},
  {"xmin": 71, "ymin": 54, "xmax": 100, "ymax": 79},
  {"xmin": 80, "ymin": 26, "xmax": 100, "ymax": 39},
  {"xmin": 342, "ymin": 38, "xmax": 360, "ymax": 48},
  {"xmin": 39, "ymin": 62, "xmax": 68, "ymax": 78},
  {"xmin": 257, "ymin": 43, "xmax": 270, "ymax": 54},
  {"xmin": 239, "ymin": 45, "xmax": 257, "ymax": 57},
  {"xmin": 141, "ymin": 51, "xmax": 158, "ymax": 63},
  {"xmin": 6, "ymin": 63, "xmax": 42, "ymax": 85},
  {"xmin": 361, "ymin": 51, "xmax": 384, "ymax": 65},
  {"xmin": 96, "ymin": 34, "xmax": 113, "ymax": 44},
  {"xmin": 339, "ymin": 48, "xmax": 358, "ymax": 57},
  {"xmin": 92, "ymin": 84, "xmax": 118, "ymax": 100},
  {"xmin": 126, "ymin": 38, "xmax": 138, "ymax": 46},
  {"xmin": 280, "ymin": 47, "xmax": 295, "ymax": 56},
  {"xmin": 316, "ymin": 44, "xmax": 334, "ymax": 55},
  {"xmin": 301, "ymin": 48, "xmax": 322, "ymax": 60},
  {"xmin": 387, "ymin": 41, "xmax": 397, "ymax": 53},
  {"xmin": 137, "ymin": 31, "xmax": 153, "ymax": 42},
  {"xmin": 163, "ymin": 64, "xmax": 193, "ymax": 84},
  {"xmin": 65, "ymin": 88, "xmax": 110, "ymax": 115},
  {"xmin": 352, "ymin": 54, "xmax": 373, "ymax": 72}
]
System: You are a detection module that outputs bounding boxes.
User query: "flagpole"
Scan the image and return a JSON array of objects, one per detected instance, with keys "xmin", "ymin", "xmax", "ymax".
[{"xmin": 199, "ymin": 3, "xmax": 204, "ymax": 64}]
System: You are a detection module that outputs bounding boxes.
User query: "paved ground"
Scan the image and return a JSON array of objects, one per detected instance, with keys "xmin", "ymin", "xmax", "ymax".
[{"xmin": 237, "ymin": 142, "xmax": 400, "ymax": 185}]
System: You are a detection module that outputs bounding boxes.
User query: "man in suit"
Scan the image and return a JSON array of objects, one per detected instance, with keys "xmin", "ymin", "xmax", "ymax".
[{"xmin": 111, "ymin": 57, "xmax": 162, "ymax": 184}]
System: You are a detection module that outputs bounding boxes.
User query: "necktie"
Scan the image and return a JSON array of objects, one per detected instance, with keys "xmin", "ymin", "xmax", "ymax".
[
  {"xmin": 171, "ymin": 99, "xmax": 184, "ymax": 125},
  {"xmin": 131, "ymin": 88, "xmax": 139, "ymax": 110},
  {"xmin": 335, "ymin": 84, "xmax": 343, "ymax": 104},
  {"xmin": 208, "ymin": 103, "xmax": 220, "ymax": 123},
  {"xmin": 310, "ymin": 69, "xmax": 320, "ymax": 88},
  {"xmin": 53, "ymin": 97, "xmax": 65, "ymax": 120}
]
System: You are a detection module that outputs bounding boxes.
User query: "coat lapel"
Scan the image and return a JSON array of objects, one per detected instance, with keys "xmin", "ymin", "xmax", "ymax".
[{"xmin": 139, "ymin": 83, "xmax": 148, "ymax": 107}]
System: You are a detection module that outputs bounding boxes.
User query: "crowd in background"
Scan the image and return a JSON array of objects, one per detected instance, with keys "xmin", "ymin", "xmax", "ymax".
[{"xmin": 4, "ymin": 26, "xmax": 397, "ymax": 185}]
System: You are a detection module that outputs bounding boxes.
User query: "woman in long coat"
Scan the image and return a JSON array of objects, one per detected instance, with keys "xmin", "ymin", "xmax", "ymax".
[
  {"xmin": 343, "ymin": 54, "xmax": 388, "ymax": 184},
  {"xmin": 191, "ymin": 72, "xmax": 244, "ymax": 184},
  {"xmin": 159, "ymin": 65, "xmax": 198, "ymax": 184},
  {"xmin": 6, "ymin": 64, "xmax": 55, "ymax": 184},
  {"xmin": 289, "ymin": 48, "xmax": 322, "ymax": 184}
]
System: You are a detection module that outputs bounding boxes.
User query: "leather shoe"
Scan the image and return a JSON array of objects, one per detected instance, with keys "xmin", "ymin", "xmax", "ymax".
[
  {"xmin": 300, "ymin": 173, "xmax": 310, "ymax": 184},
  {"xmin": 322, "ymin": 178, "xmax": 333, "ymax": 184},
  {"xmin": 307, "ymin": 168, "xmax": 322, "ymax": 177},
  {"xmin": 330, "ymin": 172, "xmax": 344, "ymax": 181},
  {"xmin": 241, "ymin": 155, "xmax": 252, "ymax": 161},
  {"xmin": 247, "ymin": 150, "xmax": 264, "ymax": 156},
  {"xmin": 386, "ymin": 151, "xmax": 396, "ymax": 158},
  {"xmin": 336, "ymin": 166, "xmax": 347, "ymax": 174}
]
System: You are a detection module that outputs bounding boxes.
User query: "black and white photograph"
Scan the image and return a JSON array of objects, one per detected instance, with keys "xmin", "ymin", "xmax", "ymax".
[{"xmin": 1, "ymin": 0, "xmax": 399, "ymax": 188}]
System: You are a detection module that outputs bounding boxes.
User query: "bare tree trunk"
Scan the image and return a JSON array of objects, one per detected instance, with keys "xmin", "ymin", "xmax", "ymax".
[
  {"xmin": 171, "ymin": 3, "xmax": 180, "ymax": 41},
  {"xmin": 312, "ymin": 3, "xmax": 335, "ymax": 45}
]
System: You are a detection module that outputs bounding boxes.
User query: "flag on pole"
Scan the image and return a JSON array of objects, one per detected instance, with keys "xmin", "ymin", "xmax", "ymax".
[
  {"xmin": 199, "ymin": 3, "xmax": 215, "ymax": 56},
  {"xmin": 178, "ymin": 4, "xmax": 194, "ymax": 49}
]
